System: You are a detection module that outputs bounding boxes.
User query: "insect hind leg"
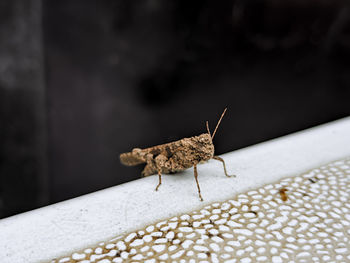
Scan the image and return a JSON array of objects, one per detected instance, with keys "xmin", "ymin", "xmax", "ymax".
[
  {"xmin": 212, "ymin": 156, "xmax": 236, "ymax": 177},
  {"xmin": 154, "ymin": 154, "xmax": 168, "ymax": 191},
  {"xmin": 155, "ymin": 170, "xmax": 162, "ymax": 191},
  {"xmin": 142, "ymin": 163, "xmax": 156, "ymax": 177}
]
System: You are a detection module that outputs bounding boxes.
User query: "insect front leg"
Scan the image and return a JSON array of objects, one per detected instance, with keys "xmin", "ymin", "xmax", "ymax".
[
  {"xmin": 193, "ymin": 164, "xmax": 203, "ymax": 201},
  {"xmin": 212, "ymin": 156, "xmax": 236, "ymax": 177}
]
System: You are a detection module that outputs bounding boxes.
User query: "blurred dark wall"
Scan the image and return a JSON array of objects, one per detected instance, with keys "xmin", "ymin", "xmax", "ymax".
[
  {"xmin": 0, "ymin": 0, "xmax": 47, "ymax": 218},
  {"xmin": 1, "ymin": 0, "xmax": 349, "ymax": 218}
]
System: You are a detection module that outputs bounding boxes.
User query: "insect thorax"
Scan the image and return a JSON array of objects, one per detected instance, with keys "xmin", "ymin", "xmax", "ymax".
[{"xmin": 187, "ymin": 133, "xmax": 214, "ymax": 163}]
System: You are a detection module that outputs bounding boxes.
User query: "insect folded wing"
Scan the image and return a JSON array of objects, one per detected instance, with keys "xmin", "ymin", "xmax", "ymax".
[{"xmin": 120, "ymin": 151, "xmax": 145, "ymax": 166}]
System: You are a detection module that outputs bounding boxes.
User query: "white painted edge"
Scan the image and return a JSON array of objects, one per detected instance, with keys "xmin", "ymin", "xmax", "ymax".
[{"xmin": 1, "ymin": 117, "xmax": 350, "ymax": 263}]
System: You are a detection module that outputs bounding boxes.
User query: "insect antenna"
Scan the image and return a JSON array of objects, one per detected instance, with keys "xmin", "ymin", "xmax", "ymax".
[
  {"xmin": 211, "ymin": 107, "xmax": 227, "ymax": 140},
  {"xmin": 206, "ymin": 121, "xmax": 211, "ymax": 137}
]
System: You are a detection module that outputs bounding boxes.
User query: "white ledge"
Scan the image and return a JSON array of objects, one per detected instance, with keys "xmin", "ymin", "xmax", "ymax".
[{"xmin": 1, "ymin": 117, "xmax": 350, "ymax": 263}]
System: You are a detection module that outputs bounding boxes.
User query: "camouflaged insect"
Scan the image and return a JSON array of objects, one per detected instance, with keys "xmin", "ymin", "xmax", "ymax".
[{"xmin": 120, "ymin": 108, "xmax": 235, "ymax": 201}]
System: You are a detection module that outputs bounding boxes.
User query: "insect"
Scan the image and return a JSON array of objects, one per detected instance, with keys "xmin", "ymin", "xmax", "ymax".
[
  {"xmin": 120, "ymin": 108, "xmax": 235, "ymax": 201},
  {"xmin": 279, "ymin": 188, "xmax": 288, "ymax": 202}
]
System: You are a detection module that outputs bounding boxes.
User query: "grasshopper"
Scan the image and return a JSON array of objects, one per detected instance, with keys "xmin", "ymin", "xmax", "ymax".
[{"xmin": 120, "ymin": 108, "xmax": 235, "ymax": 201}]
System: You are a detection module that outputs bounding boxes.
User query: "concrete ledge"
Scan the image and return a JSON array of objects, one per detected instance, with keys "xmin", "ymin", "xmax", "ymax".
[{"xmin": 1, "ymin": 117, "xmax": 350, "ymax": 263}]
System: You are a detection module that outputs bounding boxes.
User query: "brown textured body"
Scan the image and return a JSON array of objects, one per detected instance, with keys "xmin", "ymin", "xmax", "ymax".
[
  {"xmin": 119, "ymin": 108, "xmax": 234, "ymax": 201},
  {"xmin": 120, "ymin": 133, "xmax": 214, "ymax": 176}
]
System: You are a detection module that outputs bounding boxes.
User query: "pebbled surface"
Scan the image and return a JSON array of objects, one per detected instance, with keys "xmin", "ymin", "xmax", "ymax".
[{"xmin": 53, "ymin": 158, "xmax": 350, "ymax": 263}]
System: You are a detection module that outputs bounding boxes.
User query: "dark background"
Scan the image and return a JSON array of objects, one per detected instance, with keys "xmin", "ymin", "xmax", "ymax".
[{"xmin": 1, "ymin": 0, "xmax": 349, "ymax": 219}]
